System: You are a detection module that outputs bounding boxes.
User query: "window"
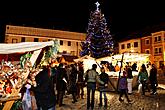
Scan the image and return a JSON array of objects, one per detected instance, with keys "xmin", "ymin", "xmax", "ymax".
[
  {"xmin": 12, "ymin": 38, "xmax": 17, "ymax": 43},
  {"xmin": 145, "ymin": 39, "xmax": 150, "ymax": 45},
  {"xmin": 34, "ymin": 38, "xmax": 39, "ymax": 42},
  {"xmin": 76, "ymin": 42, "xmax": 78, "ymax": 46},
  {"xmin": 21, "ymin": 37, "xmax": 25, "ymax": 42},
  {"xmin": 154, "ymin": 47, "xmax": 162, "ymax": 54},
  {"xmin": 134, "ymin": 42, "xmax": 138, "ymax": 47},
  {"xmin": 68, "ymin": 41, "xmax": 71, "ymax": 46},
  {"xmin": 158, "ymin": 36, "xmax": 161, "ymax": 41},
  {"xmin": 127, "ymin": 43, "xmax": 131, "ymax": 48},
  {"xmin": 154, "ymin": 37, "xmax": 157, "ymax": 42},
  {"xmin": 154, "ymin": 48, "xmax": 158, "ymax": 54},
  {"xmin": 60, "ymin": 40, "xmax": 63, "ymax": 45},
  {"xmin": 145, "ymin": 50, "xmax": 150, "ymax": 54},
  {"xmin": 159, "ymin": 47, "xmax": 162, "ymax": 53},
  {"xmin": 121, "ymin": 44, "xmax": 125, "ymax": 49}
]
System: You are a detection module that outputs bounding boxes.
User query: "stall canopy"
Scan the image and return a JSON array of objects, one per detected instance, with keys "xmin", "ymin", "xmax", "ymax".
[
  {"xmin": 0, "ymin": 41, "xmax": 54, "ymax": 54},
  {"xmin": 112, "ymin": 53, "xmax": 150, "ymax": 62}
]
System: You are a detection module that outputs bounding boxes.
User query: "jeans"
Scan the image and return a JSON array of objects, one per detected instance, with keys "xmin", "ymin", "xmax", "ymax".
[
  {"xmin": 99, "ymin": 86, "xmax": 107, "ymax": 106},
  {"xmin": 87, "ymin": 82, "xmax": 96, "ymax": 109}
]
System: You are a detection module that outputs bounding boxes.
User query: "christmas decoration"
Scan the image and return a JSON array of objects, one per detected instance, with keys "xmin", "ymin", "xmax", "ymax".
[
  {"xmin": 80, "ymin": 1, "xmax": 114, "ymax": 58},
  {"xmin": 40, "ymin": 40, "xmax": 59, "ymax": 66}
]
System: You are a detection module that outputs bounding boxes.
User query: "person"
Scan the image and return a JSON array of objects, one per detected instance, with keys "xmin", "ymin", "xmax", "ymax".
[
  {"xmin": 55, "ymin": 63, "xmax": 68, "ymax": 107},
  {"xmin": 132, "ymin": 62, "xmax": 137, "ymax": 71},
  {"xmin": 84, "ymin": 64, "xmax": 104, "ymax": 110},
  {"xmin": 77, "ymin": 62, "xmax": 84, "ymax": 99},
  {"xmin": 127, "ymin": 67, "xmax": 133, "ymax": 94},
  {"xmin": 98, "ymin": 67, "xmax": 109, "ymax": 108},
  {"xmin": 149, "ymin": 64, "xmax": 158, "ymax": 95},
  {"xmin": 69, "ymin": 64, "xmax": 78, "ymax": 103},
  {"xmin": 118, "ymin": 70, "xmax": 132, "ymax": 103},
  {"xmin": 115, "ymin": 63, "xmax": 120, "ymax": 72},
  {"xmin": 32, "ymin": 65, "xmax": 56, "ymax": 110},
  {"xmin": 137, "ymin": 64, "xmax": 149, "ymax": 95}
]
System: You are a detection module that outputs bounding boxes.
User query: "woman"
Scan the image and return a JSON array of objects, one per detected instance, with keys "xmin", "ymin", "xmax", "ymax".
[{"xmin": 137, "ymin": 64, "xmax": 149, "ymax": 95}]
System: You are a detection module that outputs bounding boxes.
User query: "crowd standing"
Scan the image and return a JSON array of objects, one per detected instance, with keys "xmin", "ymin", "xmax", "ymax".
[{"xmin": 25, "ymin": 60, "xmax": 160, "ymax": 110}]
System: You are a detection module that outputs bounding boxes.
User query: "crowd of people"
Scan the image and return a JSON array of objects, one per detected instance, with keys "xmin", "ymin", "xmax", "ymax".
[{"xmin": 25, "ymin": 60, "xmax": 161, "ymax": 110}]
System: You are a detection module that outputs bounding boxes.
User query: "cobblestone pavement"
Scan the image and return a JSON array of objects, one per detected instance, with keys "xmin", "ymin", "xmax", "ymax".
[{"xmin": 56, "ymin": 85, "xmax": 165, "ymax": 110}]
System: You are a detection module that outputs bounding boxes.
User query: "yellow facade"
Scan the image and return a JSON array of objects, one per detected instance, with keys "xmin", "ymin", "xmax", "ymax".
[
  {"xmin": 5, "ymin": 25, "xmax": 86, "ymax": 56},
  {"xmin": 118, "ymin": 38, "xmax": 141, "ymax": 54}
]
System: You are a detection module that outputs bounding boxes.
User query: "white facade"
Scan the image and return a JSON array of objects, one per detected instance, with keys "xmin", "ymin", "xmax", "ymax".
[{"xmin": 5, "ymin": 25, "xmax": 86, "ymax": 56}]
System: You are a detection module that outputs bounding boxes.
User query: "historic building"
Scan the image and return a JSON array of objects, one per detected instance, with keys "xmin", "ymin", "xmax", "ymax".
[
  {"xmin": 5, "ymin": 25, "xmax": 86, "ymax": 57},
  {"xmin": 118, "ymin": 38, "xmax": 141, "ymax": 54},
  {"xmin": 119, "ymin": 31, "xmax": 165, "ymax": 68}
]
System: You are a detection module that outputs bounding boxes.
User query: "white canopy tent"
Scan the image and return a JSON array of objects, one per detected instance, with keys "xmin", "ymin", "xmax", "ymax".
[{"xmin": 0, "ymin": 41, "xmax": 54, "ymax": 54}]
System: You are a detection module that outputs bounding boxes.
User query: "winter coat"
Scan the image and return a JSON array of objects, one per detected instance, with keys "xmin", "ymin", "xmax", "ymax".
[
  {"xmin": 33, "ymin": 67, "xmax": 56, "ymax": 109},
  {"xmin": 119, "ymin": 77, "xmax": 127, "ymax": 90}
]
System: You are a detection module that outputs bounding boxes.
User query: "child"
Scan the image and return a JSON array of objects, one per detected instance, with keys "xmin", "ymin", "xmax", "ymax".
[{"xmin": 118, "ymin": 70, "xmax": 132, "ymax": 103}]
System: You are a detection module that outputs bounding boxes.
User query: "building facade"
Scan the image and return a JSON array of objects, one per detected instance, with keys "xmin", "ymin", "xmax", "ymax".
[
  {"xmin": 151, "ymin": 31, "xmax": 165, "ymax": 67},
  {"xmin": 118, "ymin": 38, "xmax": 141, "ymax": 54},
  {"xmin": 5, "ymin": 25, "xmax": 86, "ymax": 56},
  {"xmin": 119, "ymin": 31, "xmax": 165, "ymax": 68}
]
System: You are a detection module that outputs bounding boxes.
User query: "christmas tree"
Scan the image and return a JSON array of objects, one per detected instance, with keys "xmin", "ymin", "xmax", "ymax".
[{"xmin": 80, "ymin": 2, "xmax": 114, "ymax": 58}]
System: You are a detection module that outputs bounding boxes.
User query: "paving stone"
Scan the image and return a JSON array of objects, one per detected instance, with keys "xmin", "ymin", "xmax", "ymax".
[{"xmin": 56, "ymin": 86, "xmax": 165, "ymax": 110}]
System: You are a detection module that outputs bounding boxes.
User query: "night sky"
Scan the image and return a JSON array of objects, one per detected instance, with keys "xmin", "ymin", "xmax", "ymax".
[{"xmin": 0, "ymin": 0, "xmax": 164, "ymax": 43}]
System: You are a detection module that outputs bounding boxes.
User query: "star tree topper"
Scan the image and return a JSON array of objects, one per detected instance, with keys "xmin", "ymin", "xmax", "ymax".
[{"xmin": 95, "ymin": 1, "xmax": 100, "ymax": 11}]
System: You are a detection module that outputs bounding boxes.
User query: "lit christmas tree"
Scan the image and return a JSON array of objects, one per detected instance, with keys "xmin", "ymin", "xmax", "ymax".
[{"xmin": 80, "ymin": 2, "xmax": 114, "ymax": 58}]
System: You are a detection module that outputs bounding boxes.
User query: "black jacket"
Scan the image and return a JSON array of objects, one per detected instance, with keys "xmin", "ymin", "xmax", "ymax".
[{"xmin": 33, "ymin": 67, "xmax": 56, "ymax": 109}]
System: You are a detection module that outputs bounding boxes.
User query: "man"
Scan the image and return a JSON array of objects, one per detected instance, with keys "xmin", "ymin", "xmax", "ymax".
[
  {"xmin": 33, "ymin": 65, "xmax": 56, "ymax": 110},
  {"xmin": 55, "ymin": 63, "xmax": 68, "ymax": 107},
  {"xmin": 99, "ymin": 67, "xmax": 109, "ymax": 108},
  {"xmin": 84, "ymin": 64, "xmax": 104, "ymax": 110},
  {"xmin": 149, "ymin": 64, "xmax": 158, "ymax": 95}
]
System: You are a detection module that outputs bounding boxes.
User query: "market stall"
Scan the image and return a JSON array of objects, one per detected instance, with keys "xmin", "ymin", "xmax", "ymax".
[
  {"xmin": 77, "ymin": 53, "xmax": 150, "ymax": 91},
  {"xmin": 0, "ymin": 40, "xmax": 59, "ymax": 110}
]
